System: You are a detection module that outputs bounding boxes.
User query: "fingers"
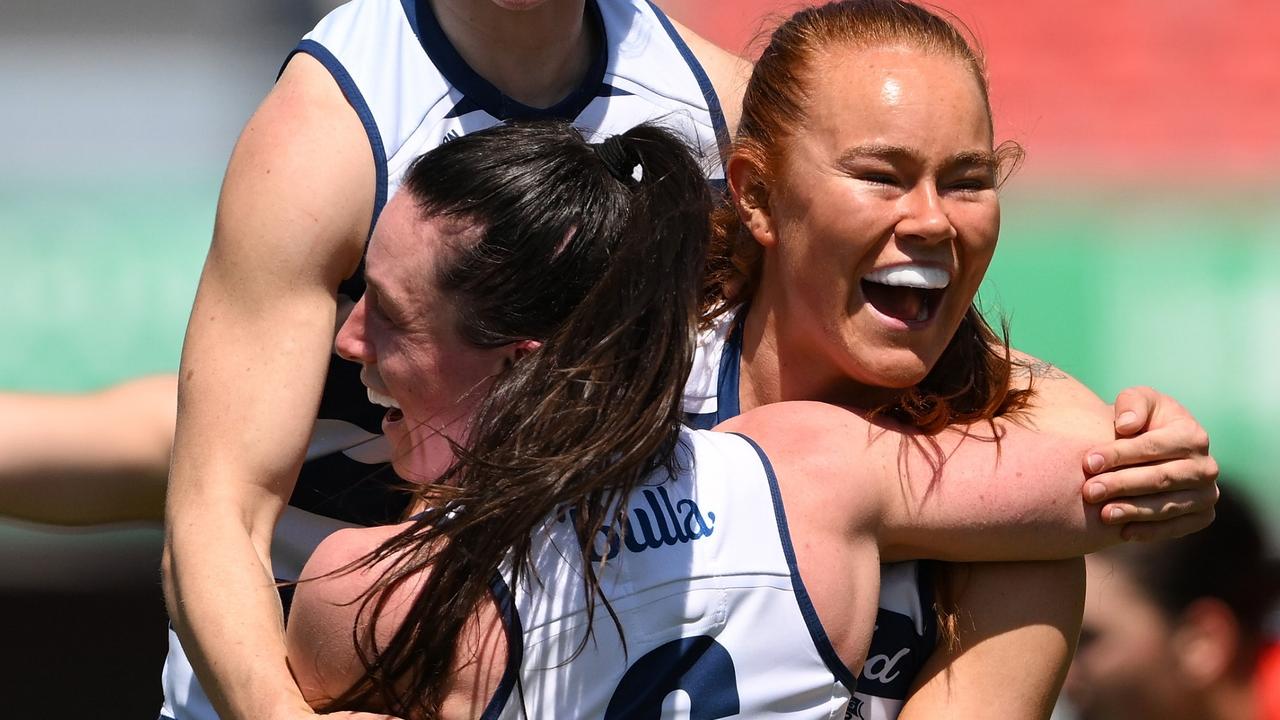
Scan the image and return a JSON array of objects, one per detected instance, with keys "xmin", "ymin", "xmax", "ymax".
[
  {"xmin": 1120, "ymin": 509, "xmax": 1216, "ymax": 543},
  {"xmin": 1084, "ymin": 417, "xmax": 1212, "ymax": 477},
  {"xmin": 1085, "ymin": 452, "xmax": 1219, "ymax": 504},
  {"xmin": 1111, "ymin": 385, "xmax": 1159, "ymax": 436},
  {"xmin": 1096, "ymin": 482, "xmax": 1218, "ymax": 522}
]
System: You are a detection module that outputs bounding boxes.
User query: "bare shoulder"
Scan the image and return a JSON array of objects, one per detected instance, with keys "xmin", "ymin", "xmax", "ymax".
[
  {"xmin": 213, "ymin": 50, "xmax": 375, "ymax": 284},
  {"xmin": 287, "ymin": 523, "xmax": 415, "ymax": 705},
  {"xmin": 1006, "ymin": 346, "xmax": 1110, "ymax": 419},
  {"xmin": 715, "ymin": 401, "xmax": 885, "ymax": 524},
  {"xmin": 302, "ymin": 524, "xmax": 405, "ymax": 581},
  {"xmin": 662, "ymin": 16, "xmax": 752, "ymax": 134}
]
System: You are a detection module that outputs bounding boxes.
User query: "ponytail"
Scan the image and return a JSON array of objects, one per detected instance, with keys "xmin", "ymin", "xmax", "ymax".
[{"xmin": 323, "ymin": 121, "xmax": 712, "ymax": 716}]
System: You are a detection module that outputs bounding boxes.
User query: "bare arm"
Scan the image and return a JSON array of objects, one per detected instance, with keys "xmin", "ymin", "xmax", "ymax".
[
  {"xmin": 286, "ymin": 526, "xmax": 405, "ymax": 710},
  {"xmin": 720, "ymin": 399, "xmax": 1121, "ymax": 563},
  {"xmin": 162, "ymin": 53, "xmax": 374, "ymax": 720},
  {"xmin": 0, "ymin": 374, "xmax": 174, "ymax": 524},
  {"xmin": 899, "ymin": 559, "xmax": 1085, "ymax": 720},
  {"xmin": 1013, "ymin": 353, "xmax": 1218, "ymax": 538},
  {"xmin": 287, "ymin": 526, "xmax": 505, "ymax": 717}
]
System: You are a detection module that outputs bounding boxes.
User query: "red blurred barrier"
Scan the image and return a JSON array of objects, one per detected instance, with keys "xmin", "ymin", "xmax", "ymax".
[{"xmin": 663, "ymin": 0, "xmax": 1280, "ymax": 180}]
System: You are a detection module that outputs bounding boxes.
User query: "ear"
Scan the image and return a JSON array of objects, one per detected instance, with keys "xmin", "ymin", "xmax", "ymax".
[
  {"xmin": 1171, "ymin": 598, "xmax": 1241, "ymax": 688},
  {"xmin": 727, "ymin": 153, "xmax": 777, "ymax": 248},
  {"xmin": 500, "ymin": 339, "xmax": 542, "ymax": 370}
]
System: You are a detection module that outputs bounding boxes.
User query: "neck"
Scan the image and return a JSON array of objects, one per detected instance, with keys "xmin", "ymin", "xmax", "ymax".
[
  {"xmin": 738, "ymin": 293, "xmax": 900, "ymax": 414},
  {"xmin": 430, "ymin": 0, "xmax": 595, "ymax": 108}
]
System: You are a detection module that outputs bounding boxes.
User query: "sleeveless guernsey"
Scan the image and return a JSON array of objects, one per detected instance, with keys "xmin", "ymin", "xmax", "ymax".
[
  {"xmin": 159, "ymin": 1, "xmax": 726, "ymax": 716},
  {"xmin": 483, "ymin": 428, "xmax": 859, "ymax": 719},
  {"xmin": 683, "ymin": 311, "xmax": 939, "ymax": 720}
]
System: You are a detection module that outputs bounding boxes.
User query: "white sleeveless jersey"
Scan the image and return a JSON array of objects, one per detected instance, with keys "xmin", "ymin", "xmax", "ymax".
[
  {"xmin": 160, "ymin": 1, "xmax": 727, "ymax": 717},
  {"xmin": 684, "ymin": 311, "xmax": 937, "ymax": 720},
  {"xmin": 483, "ymin": 428, "xmax": 858, "ymax": 719}
]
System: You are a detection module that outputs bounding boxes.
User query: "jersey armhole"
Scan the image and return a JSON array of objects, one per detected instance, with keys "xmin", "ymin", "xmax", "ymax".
[
  {"xmin": 281, "ymin": 40, "xmax": 389, "ymax": 239},
  {"xmin": 479, "ymin": 571, "xmax": 526, "ymax": 719},
  {"xmin": 726, "ymin": 432, "xmax": 861, "ymax": 695}
]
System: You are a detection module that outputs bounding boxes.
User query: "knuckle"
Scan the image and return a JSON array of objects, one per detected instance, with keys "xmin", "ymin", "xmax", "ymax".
[
  {"xmin": 1191, "ymin": 428, "xmax": 1211, "ymax": 453},
  {"xmin": 1203, "ymin": 456, "xmax": 1221, "ymax": 483}
]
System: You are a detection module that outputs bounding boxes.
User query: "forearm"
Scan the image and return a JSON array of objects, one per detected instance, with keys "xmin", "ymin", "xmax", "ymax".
[
  {"xmin": 899, "ymin": 558, "xmax": 1084, "ymax": 720},
  {"xmin": 164, "ymin": 498, "xmax": 313, "ymax": 718},
  {"xmin": 0, "ymin": 375, "xmax": 174, "ymax": 524}
]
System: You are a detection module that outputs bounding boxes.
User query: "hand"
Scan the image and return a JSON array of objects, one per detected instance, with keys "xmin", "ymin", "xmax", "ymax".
[{"xmin": 1081, "ymin": 386, "xmax": 1218, "ymax": 541}]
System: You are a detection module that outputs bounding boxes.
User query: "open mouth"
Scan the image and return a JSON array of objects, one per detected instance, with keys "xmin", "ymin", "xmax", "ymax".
[
  {"xmin": 366, "ymin": 386, "xmax": 404, "ymax": 422},
  {"xmin": 860, "ymin": 265, "xmax": 950, "ymax": 324}
]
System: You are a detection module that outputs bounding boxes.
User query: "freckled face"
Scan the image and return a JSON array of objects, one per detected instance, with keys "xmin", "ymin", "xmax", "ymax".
[
  {"xmin": 334, "ymin": 194, "xmax": 510, "ymax": 482},
  {"xmin": 752, "ymin": 45, "xmax": 1001, "ymax": 397}
]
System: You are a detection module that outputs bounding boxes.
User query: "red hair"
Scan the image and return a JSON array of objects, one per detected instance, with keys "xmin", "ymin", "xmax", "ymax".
[{"xmin": 702, "ymin": 0, "xmax": 1030, "ymax": 434}]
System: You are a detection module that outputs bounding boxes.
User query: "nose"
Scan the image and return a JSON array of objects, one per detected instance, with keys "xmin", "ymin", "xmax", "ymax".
[
  {"xmin": 895, "ymin": 183, "xmax": 956, "ymax": 245},
  {"xmin": 335, "ymin": 295, "xmax": 375, "ymax": 364}
]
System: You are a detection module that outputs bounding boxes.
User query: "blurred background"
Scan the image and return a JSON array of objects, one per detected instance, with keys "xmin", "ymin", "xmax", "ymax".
[{"xmin": 1, "ymin": 0, "xmax": 1276, "ymax": 715}]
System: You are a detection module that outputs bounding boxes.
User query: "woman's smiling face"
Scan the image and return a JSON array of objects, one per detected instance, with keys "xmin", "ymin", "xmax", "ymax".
[
  {"xmin": 744, "ymin": 44, "xmax": 1001, "ymax": 399},
  {"xmin": 335, "ymin": 194, "xmax": 514, "ymax": 482}
]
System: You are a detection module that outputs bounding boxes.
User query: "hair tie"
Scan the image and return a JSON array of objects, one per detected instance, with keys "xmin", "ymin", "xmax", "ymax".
[{"xmin": 593, "ymin": 135, "xmax": 644, "ymax": 185}]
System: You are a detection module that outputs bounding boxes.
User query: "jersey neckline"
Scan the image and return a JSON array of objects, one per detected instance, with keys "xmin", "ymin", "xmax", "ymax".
[{"xmin": 403, "ymin": 0, "xmax": 609, "ymax": 121}]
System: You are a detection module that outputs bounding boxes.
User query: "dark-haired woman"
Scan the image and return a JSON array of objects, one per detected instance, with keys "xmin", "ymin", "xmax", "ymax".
[{"xmin": 283, "ymin": 116, "xmax": 1189, "ymax": 719}]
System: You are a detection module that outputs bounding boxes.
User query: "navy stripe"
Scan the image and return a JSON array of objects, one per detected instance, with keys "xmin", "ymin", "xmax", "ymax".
[
  {"xmin": 682, "ymin": 313, "xmax": 744, "ymax": 430},
  {"xmin": 644, "ymin": 1, "xmax": 731, "ymax": 173},
  {"xmin": 406, "ymin": 0, "xmax": 609, "ymax": 122},
  {"xmin": 731, "ymin": 432, "xmax": 860, "ymax": 694},
  {"xmin": 480, "ymin": 572, "xmax": 525, "ymax": 720},
  {"xmin": 286, "ymin": 40, "xmax": 390, "ymax": 236},
  {"xmin": 399, "ymin": 0, "xmax": 418, "ymax": 34}
]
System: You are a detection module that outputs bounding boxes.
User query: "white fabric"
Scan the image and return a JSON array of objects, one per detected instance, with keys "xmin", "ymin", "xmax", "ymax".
[{"xmin": 495, "ymin": 428, "xmax": 855, "ymax": 719}]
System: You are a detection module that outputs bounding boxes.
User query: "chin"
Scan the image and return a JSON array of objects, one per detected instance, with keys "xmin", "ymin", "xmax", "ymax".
[{"xmin": 854, "ymin": 348, "xmax": 936, "ymax": 392}]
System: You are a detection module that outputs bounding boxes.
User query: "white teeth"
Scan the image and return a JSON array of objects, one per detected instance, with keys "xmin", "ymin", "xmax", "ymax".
[
  {"xmin": 366, "ymin": 387, "xmax": 400, "ymax": 409},
  {"xmin": 863, "ymin": 265, "xmax": 951, "ymax": 290}
]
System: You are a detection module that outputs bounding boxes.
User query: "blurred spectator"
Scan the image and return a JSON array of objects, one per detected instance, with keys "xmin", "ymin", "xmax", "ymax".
[{"xmin": 1065, "ymin": 485, "xmax": 1280, "ymax": 720}]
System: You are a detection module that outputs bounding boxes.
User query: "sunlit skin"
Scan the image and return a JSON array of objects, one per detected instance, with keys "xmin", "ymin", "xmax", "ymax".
[
  {"xmin": 737, "ymin": 45, "xmax": 1001, "ymax": 410},
  {"xmin": 334, "ymin": 194, "xmax": 516, "ymax": 483}
]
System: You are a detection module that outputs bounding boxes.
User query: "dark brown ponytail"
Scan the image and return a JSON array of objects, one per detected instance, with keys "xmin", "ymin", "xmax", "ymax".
[{"xmin": 323, "ymin": 120, "xmax": 713, "ymax": 717}]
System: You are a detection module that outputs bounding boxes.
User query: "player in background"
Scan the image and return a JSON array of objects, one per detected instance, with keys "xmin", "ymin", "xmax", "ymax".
[{"xmin": 1065, "ymin": 486, "xmax": 1280, "ymax": 720}]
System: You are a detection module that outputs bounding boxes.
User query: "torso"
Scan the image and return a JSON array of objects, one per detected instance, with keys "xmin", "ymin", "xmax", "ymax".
[
  {"xmin": 160, "ymin": 2, "xmax": 727, "ymax": 716},
  {"xmin": 686, "ymin": 310, "xmax": 940, "ymax": 720},
  {"xmin": 479, "ymin": 427, "xmax": 867, "ymax": 719}
]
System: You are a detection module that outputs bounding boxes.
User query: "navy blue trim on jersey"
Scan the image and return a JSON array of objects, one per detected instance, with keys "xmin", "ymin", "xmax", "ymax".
[
  {"xmin": 645, "ymin": 1, "xmax": 730, "ymax": 171},
  {"xmin": 287, "ymin": 40, "xmax": 390, "ymax": 235},
  {"xmin": 403, "ymin": 0, "xmax": 609, "ymax": 122},
  {"xmin": 684, "ymin": 316, "xmax": 744, "ymax": 430},
  {"xmin": 480, "ymin": 572, "xmax": 525, "ymax": 720},
  {"xmin": 730, "ymin": 432, "xmax": 860, "ymax": 695}
]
